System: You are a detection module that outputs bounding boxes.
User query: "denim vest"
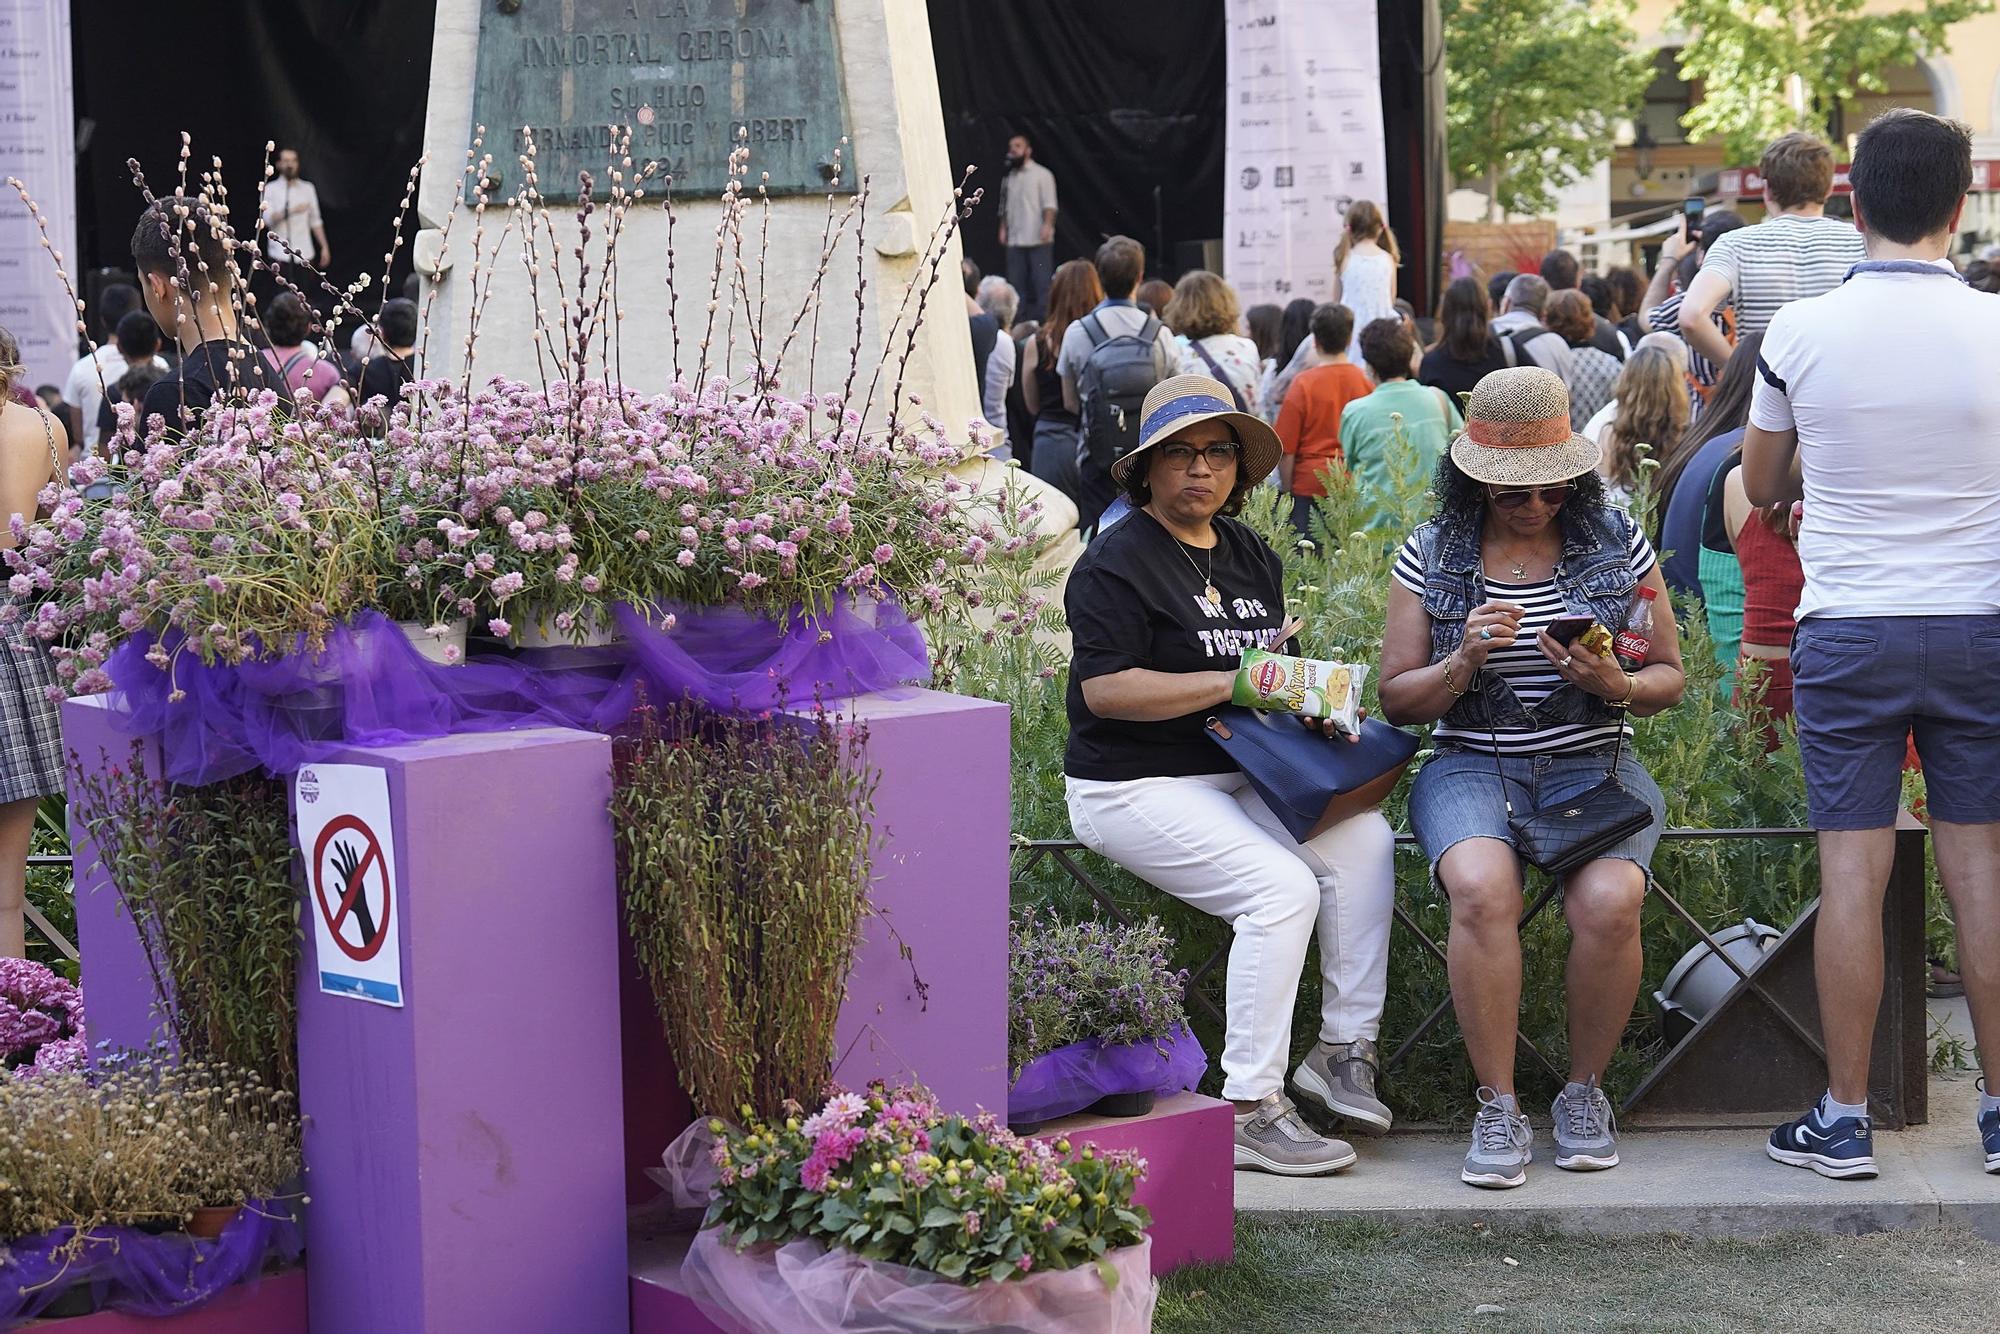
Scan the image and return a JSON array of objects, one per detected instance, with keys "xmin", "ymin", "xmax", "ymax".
[{"xmin": 1410, "ymin": 501, "xmax": 1640, "ymax": 733}]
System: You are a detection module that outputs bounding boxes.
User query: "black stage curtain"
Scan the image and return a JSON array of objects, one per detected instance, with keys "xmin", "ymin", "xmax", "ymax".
[
  {"xmin": 928, "ymin": 0, "xmax": 1226, "ymax": 285},
  {"xmin": 929, "ymin": 0, "xmax": 1441, "ymax": 312},
  {"xmin": 70, "ymin": 0, "xmax": 436, "ymax": 330}
]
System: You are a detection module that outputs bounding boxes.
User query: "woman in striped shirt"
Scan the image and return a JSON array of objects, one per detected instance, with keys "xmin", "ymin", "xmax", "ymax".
[{"xmin": 1378, "ymin": 366, "xmax": 1685, "ymax": 1191}]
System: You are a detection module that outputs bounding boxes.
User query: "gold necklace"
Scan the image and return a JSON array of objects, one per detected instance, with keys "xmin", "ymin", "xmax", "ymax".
[{"xmin": 1172, "ymin": 537, "xmax": 1222, "ymax": 609}]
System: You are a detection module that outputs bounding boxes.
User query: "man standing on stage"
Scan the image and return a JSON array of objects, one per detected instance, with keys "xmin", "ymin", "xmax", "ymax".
[
  {"xmin": 260, "ymin": 147, "xmax": 330, "ymax": 291},
  {"xmin": 999, "ymin": 133, "xmax": 1058, "ymax": 322}
]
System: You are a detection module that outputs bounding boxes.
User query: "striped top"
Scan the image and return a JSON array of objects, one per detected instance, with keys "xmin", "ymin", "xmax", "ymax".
[
  {"xmin": 1393, "ymin": 526, "xmax": 1658, "ymax": 755},
  {"xmin": 1698, "ymin": 214, "xmax": 1864, "ymax": 337}
]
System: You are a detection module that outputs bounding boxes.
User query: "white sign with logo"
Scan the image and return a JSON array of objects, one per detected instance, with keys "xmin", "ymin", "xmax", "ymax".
[
  {"xmin": 0, "ymin": 0, "xmax": 76, "ymax": 391},
  {"xmin": 295, "ymin": 763, "xmax": 405, "ymax": 1007},
  {"xmin": 1223, "ymin": 0, "xmax": 1387, "ymax": 308}
]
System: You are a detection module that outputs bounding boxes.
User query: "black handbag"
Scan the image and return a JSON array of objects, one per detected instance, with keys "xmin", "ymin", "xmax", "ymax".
[
  {"xmin": 1205, "ymin": 706, "xmax": 1420, "ymax": 842},
  {"xmin": 1484, "ymin": 682, "xmax": 1653, "ymax": 876}
]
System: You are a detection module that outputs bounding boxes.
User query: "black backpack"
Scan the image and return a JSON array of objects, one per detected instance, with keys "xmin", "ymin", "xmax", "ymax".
[
  {"xmin": 1498, "ymin": 322, "xmax": 1550, "ymax": 369},
  {"xmin": 1074, "ymin": 312, "xmax": 1166, "ymax": 524}
]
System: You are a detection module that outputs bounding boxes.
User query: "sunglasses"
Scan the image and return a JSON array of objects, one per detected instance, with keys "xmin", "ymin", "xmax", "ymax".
[
  {"xmin": 1489, "ymin": 484, "xmax": 1573, "ymax": 510},
  {"xmin": 1158, "ymin": 441, "xmax": 1242, "ymax": 469}
]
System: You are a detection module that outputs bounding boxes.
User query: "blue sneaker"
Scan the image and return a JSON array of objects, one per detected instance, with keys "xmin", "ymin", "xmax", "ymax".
[
  {"xmin": 1980, "ymin": 1080, "xmax": 1999, "ymax": 1174},
  {"xmin": 1767, "ymin": 1103, "xmax": 1878, "ymax": 1179}
]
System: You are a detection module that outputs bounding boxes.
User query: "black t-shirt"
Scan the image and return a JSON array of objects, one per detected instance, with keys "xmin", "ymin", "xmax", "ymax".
[
  {"xmin": 1064, "ymin": 510, "xmax": 1294, "ymax": 781},
  {"xmin": 1589, "ymin": 315, "xmax": 1628, "ymax": 362},
  {"xmin": 360, "ymin": 353, "xmax": 415, "ymax": 408},
  {"xmin": 141, "ymin": 339, "xmax": 293, "ymax": 430},
  {"xmin": 1418, "ymin": 338, "xmax": 1509, "ymax": 400}
]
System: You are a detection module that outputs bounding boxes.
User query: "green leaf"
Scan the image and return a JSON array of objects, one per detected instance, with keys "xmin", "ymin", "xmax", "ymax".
[
  {"xmin": 934, "ymin": 1253, "xmax": 970, "ymax": 1279},
  {"xmin": 1095, "ymin": 1258, "xmax": 1119, "ymax": 1290}
]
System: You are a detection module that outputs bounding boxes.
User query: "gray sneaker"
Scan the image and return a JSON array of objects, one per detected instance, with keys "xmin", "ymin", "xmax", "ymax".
[
  {"xmin": 1234, "ymin": 1093, "xmax": 1358, "ymax": 1176},
  {"xmin": 1291, "ymin": 1038, "xmax": 1393, "ymax": 1135},
  {"xmin": 1552, "ymin": 1076, "xmax": 1619, "ymax": 1170},
  {"xmin": 1462, "ymin": 1086, "xmax": 1533, "ymax": 1189}
]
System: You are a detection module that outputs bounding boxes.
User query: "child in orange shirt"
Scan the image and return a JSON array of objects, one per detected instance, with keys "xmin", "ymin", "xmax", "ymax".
[{"xmin": 1275, "ymin": 303, "xmax": 1373, "ymax": 531}]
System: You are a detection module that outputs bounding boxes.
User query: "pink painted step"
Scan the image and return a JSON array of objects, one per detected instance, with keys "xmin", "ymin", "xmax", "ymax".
[
  {"xmin": 629, "ymin": 1228, "xmax": 726, "ymax": 1334},
  {"xmin": 1031, "ymin": 1091, "xmax": 1235, "ymax": 1275},
  {"xmin": 28, "ymin": 1269, "xmax": 306, "ymax": 1332}
]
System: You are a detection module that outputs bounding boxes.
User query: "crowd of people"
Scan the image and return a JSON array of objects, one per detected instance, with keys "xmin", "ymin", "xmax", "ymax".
[{"xmin": 1060, "ymin": 112, "xmax": 2000, "ymax": 1190}]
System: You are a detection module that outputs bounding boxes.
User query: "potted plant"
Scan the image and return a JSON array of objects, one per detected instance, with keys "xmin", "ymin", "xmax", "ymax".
[
  {"xmin": 0, "ymin": 958, "xmax": 85, "ymax": 1077},
  {"xmin": 1008, "ymin": 910, "xmax": 1204, "ymax": 1131},
  {"xmin": 0, "ymin": 1052, "xmax": 304, "ymax": 1322},
  {"xmin": 682, "ymin": 1083, "xmax": 1157, "ymax": 1333}
]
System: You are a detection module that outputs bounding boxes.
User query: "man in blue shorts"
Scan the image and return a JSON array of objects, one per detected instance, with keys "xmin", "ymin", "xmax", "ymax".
[{"xmin": 1744, "ymin": 107, "xmax": 2000, "ymax": 1180}]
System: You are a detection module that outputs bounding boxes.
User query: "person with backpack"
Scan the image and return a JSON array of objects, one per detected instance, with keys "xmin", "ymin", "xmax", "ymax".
[
  {"xmin": 1273, "ymin": 303, "xmax": 1369, "ymax": 532},
  {"xmin": 1059, "ymin": 235, "xmax": 1182, "ymax": 532},
  {"xmin": 1489, "ymin": 274, "xmax": 1573, "ymax": 383},
  {"xmin": 259, "ymin": 292, "xmax": 345, "ymax": 404}
]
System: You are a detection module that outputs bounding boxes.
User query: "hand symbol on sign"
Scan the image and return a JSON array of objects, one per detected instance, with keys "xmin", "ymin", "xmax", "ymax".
[{"xmin": 331, "ymin": 838, "xmax": 378, "ymax": 945}]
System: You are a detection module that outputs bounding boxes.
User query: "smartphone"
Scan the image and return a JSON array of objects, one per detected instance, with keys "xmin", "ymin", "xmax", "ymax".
[
  {"xmin": 1546, "ymin": 614, "xmax": 1596, "ymax": 647},
  {"xmin": 1683, "ymin": 196, "xmax": 1706, "ymax": 230}
]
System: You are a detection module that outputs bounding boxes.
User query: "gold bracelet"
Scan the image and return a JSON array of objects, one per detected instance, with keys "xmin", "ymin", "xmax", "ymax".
[
  {"xmin": 1442, "ymin": 654, "xmax": 1468, "ymax": 698},
  {"xmin": 1617, "ymin": 671, "xmax": 1637, "ymax": 708}
]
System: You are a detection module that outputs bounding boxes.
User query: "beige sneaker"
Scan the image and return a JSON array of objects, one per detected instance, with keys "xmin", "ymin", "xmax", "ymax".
[
  {"xmin": 1234, "ymin": 1092, "xmax": 1357, "ymax": 1176},
  {"xmin": 1291, "ymin": 1037, "xmax": 1393, "ymax": 1136}
]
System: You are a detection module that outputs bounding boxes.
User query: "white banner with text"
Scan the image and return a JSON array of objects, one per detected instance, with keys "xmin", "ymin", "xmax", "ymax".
[
  {"xmin": 1224, "ymin": 0, "xmax": 1386, "ymax": 308},
  {"xmin": 0, "ymin": 0, "xmax": 75, "ymax": 392}
]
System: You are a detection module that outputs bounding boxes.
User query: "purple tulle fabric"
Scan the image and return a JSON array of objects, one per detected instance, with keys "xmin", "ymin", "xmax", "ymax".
[
  {"xmin": 1006, "ymin": 1025, "xmax": 1207, "ymax": 1126},
  {"xmin": 0, "ymin": 1202, "xmax": 302, "ymax": 1326},
  {"xmin": 101, "ymin": 597, "xmax": 929, "ymax": 786}
]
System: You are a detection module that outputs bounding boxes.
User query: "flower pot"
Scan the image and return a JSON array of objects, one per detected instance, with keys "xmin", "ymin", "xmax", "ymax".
[
  {"xmin": 677, "ymin": 1229, "xmax": 1157, "ymax": 1333},
  {"xmin": 38, "ymin": 1284, "xmax": 97, "ymax": 1317},
  {"xmin": 512, "ymin": 604, "xmax": 622, "ymax": 648},
  {"xmin": 1086, "ymin": 1089, "xmax": 1156, "ymax": 1119},
  {"xmin": 397, "ymin": 618, "xmax": 469, "ymax": 666},
  {"xmin": 188, "ymin": 1204, "xmax": 242, "ymax": 1240},
  {"xmin": 1007, "ymin": 1026, "xmax": 1206, "ymax": 1127}
]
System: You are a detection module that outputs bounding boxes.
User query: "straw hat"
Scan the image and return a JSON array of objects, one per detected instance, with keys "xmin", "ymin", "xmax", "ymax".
[
  {"xmin": 1111, "ymin": 373, "xmax": 1283, "ymax": 488},
  {"xmin": 1447, "ymin": 366, "xmax": 1603, "ymax": 487}
]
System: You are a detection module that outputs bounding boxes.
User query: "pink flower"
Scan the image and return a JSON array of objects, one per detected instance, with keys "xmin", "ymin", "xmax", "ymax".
[{"xmin": 487, "ymin": 617, "xmax": 512, "ymax": 637}]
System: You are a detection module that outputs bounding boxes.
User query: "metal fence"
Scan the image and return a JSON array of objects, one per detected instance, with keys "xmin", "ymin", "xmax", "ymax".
[
  {"xmin": 25, "ymin": 853, "xmax": 76, "ymax": 961},
  {"xmin": 1012, "ymin": 822, "xmax": 1929, "ymax": 1124}
]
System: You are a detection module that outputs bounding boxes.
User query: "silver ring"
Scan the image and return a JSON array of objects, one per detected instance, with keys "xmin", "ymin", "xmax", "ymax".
[
  {"xmin": 1560, "ymin": 655, "xmax": 1574, "ymax": 669},
  {"xmin": 1478, "ymin": 627, "xmax": 1493, "ymax": 641}
]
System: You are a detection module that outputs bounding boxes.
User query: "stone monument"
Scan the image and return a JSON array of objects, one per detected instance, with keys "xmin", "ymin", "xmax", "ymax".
[{"xmin": 418, "ymin": 0, "xmax": 982, "ymax": 435}]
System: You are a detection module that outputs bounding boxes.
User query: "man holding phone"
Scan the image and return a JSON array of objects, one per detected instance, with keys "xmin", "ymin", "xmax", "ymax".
[
  {"xmin": 1640, "ymin": 207, "xmax": 1747, "ymax": 399},
  {"xmin": 1676, "ymin": 133, "xmax": 1862, "ymax": 368}
]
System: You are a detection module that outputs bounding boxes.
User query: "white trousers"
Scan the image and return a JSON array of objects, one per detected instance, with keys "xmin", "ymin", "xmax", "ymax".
[{"xmin": 1065, "ymin": 771, "xmax": 1396, "ymax": 1102}]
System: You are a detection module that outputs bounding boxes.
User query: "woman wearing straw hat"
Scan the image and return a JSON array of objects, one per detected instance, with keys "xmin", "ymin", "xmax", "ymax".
[
  {"xmin": 1064, "ymin": 373, "xmax": 1398, "ymax": 1178},
  {"xmin": 1379, "ymin": 366, "xmax": 1684, "ymax": 1190}
]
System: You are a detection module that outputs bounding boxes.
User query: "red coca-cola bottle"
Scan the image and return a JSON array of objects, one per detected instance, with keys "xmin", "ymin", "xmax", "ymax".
[{"xmin": 1613, "ymin": 586, "xmax": 1657, "ymax": 668}]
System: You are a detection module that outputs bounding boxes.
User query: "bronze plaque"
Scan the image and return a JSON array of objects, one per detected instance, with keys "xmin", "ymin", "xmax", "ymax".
[{"xmin": 466, "ymin": 0, "xmax": 855, "ymax": 200}]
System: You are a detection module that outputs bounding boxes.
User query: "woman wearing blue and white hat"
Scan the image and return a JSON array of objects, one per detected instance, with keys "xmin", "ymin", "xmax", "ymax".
[{"xmin": 1063, "ymin": 373, "xmax": 1397, "ymax": 1177}]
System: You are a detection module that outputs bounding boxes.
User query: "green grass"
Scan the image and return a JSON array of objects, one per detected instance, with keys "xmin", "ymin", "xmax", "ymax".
[{"xmin": 1157, "ymin": 1217, "xmax": 2000, "ymax": 1333}]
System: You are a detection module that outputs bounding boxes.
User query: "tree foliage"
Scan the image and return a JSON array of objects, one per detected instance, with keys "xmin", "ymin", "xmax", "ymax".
[
  {"xmin": 1672, "ymin": 0, "xmax": 1991, "ymax": 162},
  {"xmin": 1443, "ymin": 0, "xmax": 1656, "ymax": 220}
]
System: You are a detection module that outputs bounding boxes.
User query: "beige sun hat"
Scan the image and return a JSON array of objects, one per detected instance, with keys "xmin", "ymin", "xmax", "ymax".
[
  {"xmin": 1448, "ymin": 366, "xmax": 1603, "ymax": 487},
  {"xmin": 1110, "ymin": 373, "xmax": 1283, "ymax": 488}
]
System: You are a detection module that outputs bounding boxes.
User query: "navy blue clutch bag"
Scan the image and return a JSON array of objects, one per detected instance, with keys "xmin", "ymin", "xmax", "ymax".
[{"xmin": 1204, "ymin": 706, "xmax": 1419, "ymax": 842}]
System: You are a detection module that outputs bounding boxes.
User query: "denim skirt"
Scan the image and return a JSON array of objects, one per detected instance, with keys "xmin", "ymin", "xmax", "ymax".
[{"xmin": 1407, "ymin": 744, "xmax": 1666, "ymax": 887}]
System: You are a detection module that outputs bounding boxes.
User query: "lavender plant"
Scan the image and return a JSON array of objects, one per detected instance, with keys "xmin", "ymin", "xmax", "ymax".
[
  {"xmin": 69, "ymin": 746, "xmax": 299, "ymax": 1090},
  {"xmin": 1008, "ymin": 909, "xmax": 1190, "ymax": 1077},
  {"xmin": 611, "ymin": 696, "xmax": 878, "ymax": 1122}
]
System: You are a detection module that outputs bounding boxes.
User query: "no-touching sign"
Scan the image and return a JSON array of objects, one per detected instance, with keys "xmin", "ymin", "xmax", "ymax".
[{"xmin": 295, "ymin": 764, "xmax": 405, "ymax": 1007}]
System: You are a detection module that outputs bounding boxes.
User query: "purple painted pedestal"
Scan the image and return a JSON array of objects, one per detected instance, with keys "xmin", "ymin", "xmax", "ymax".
[
  {"xmin": 1032, "ymin": 1092, "xmax": 1235, "ymax": 1274},
  {"xmin": 299, "ymin": 728, "xmax": 628, "ymax": 1334},
  {"xmin": 622, "ymin": 688, "xmax": 1011, "ymax": 1179},
  {"xmin": 63, "ymin": 696, "xmax": 172, "ymax": 1055},
  {"xmin": 625, "ymin": 688, "xmax": 1011, "ymax": 1333}
]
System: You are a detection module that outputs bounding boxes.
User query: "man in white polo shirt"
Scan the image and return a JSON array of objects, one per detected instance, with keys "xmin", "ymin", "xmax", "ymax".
[{"xmin": 1743, "ymin": 108, "xmax": 2000, "ymax": 1183}]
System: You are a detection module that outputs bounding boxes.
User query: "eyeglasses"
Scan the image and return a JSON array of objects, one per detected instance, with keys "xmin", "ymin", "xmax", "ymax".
[
  {"xmin": 1158, "ymin": 441, "xmax": 1242, "ymax": 469},
  {"xmin": 1489, "ymin": 484, "xmax": 1573, "ymax": 510}
]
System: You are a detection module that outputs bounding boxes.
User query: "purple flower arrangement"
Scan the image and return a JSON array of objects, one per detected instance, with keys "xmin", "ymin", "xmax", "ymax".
[
  {"xmin": 704, "ymin": 1082, "xmax": 1150, "ymax": 1286},
  {"xmin": 0, "ymin": 958, "xmax": 85, "ymax": 1078},
  {"xmin": 1008, "ymin": 910, "xmax": 1191, "ymax": 1077}
]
